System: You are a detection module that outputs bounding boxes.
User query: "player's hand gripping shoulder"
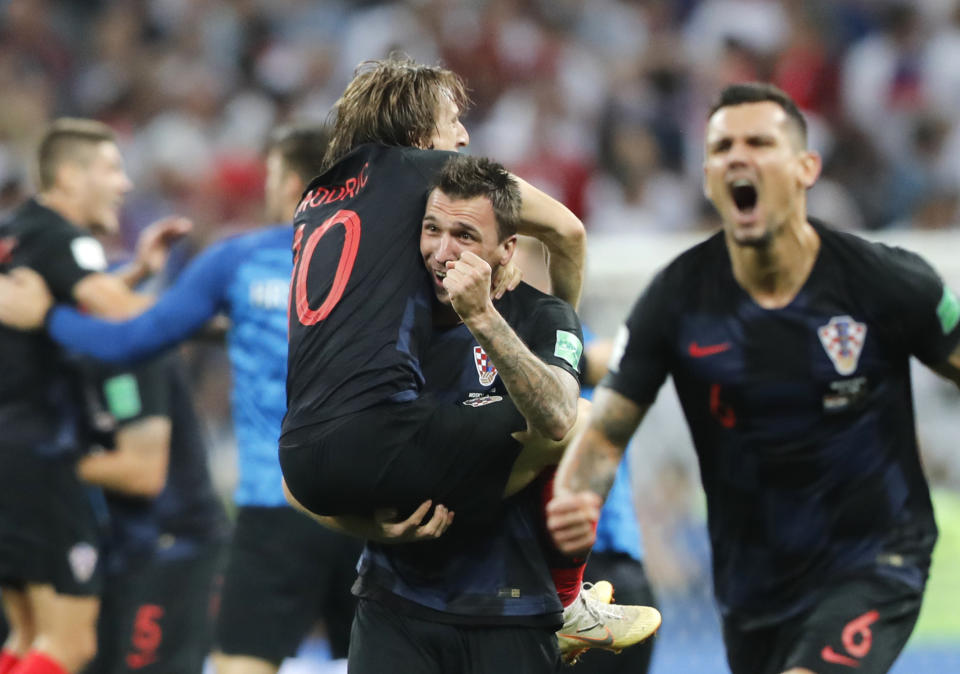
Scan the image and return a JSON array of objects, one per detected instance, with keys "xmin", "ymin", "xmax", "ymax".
[
  {"xmin": 444, "ymin": 250, "xmax": 496, "ymax": 323},
  {"xmin": 491, "ymin": 259, "xmax": 522, "ymax": 300},
  {"xmin": 0, "ymin": 266, "xmax": 54, "ymax": 330}
]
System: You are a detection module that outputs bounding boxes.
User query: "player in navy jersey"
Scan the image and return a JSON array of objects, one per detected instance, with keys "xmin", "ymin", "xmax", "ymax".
[
  {"xmin": 277, "ymin": 56, "xmax": 588, "ymax": 523},
  {"xmin": 79, "ymin": 353, "xmax": 228, "ymax": 674},
  {"xmin": 548, "ymin": 82, "xmax": 960, "ymax": 674},
  {"xmin": 0, "ymin": 119, "xmax": 188, "ymax": 674},
  {"xmin": 312, "ymin": 155, "xmax": 659, "ymax": 672},
  {"xmin": 0, "ymin": 125, "xmax": 363, "ymax": 674}
]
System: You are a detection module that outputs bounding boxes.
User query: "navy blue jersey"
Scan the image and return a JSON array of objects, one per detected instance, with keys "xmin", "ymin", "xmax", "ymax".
[
  {"xmin": 97, "ymin": 354, "xmax": 228, "ymax": 574},
  {"xmin": 354, "ymin": 283, "xmax": 583, "ymax": 626},
  {"xmin": 604, "ymin": 220, "xmax": 960, "ymax": 627},
  {"xmin": 0, "ymin": 199, "xmax": 106, "ymax": 456},
  {"xmin": 283, "ymin": 144, "xmax": 455, "ymax": 436}
]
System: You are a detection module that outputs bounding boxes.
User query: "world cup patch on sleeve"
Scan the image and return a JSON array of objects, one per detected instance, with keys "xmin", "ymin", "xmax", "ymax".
[
  {"xmin": 554, "ymin": 330, "xmax": 583, "ymax": 370},
  {"xmin": 817, "ymin": 316, "xmax": 867, "ymax": 375},
  {"xmin": 937, "ymin": 286, "xmax": 960, "ymax": 335},
  {"xmin": 70, "ymin": 236, "xmax": 108, "ymax": 271},
  {"xmin": 103, "ymin": 374, "xmax": 142, "ymax": 420}
]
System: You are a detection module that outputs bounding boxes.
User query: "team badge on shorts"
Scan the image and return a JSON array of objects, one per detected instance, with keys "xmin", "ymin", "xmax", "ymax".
[
  {"xmin": 462, "ymin": 395, "xmax": 503, "ymax": 407},
  {"xmin": 817, "ymin": 316, "xmax": 867, "ymax": 375},
  {"xmin": 474, "ymin": 346, "xmax": 498, "ymax": 386},
  {"xmin": 68, "ymin": 542, "xmax": 98, "ymax": 584}
]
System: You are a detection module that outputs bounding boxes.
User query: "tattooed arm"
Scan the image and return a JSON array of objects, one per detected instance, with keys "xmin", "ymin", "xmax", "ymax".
[
  {"xmin": 446, "ymin": 251, "xmax": 579, "ymax": 440},
  {"xmin": 547, "ymin": 387, "xmax": 649, "ymax": 555}
]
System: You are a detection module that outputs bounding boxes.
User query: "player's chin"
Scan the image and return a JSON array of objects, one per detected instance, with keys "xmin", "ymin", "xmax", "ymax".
[
  {"xmin": 729, "ymin": 223, "xmax": 771, "ymax": 249},
  {"xmin": 94, "ymin": 210, "xmax": 121, "ymax": 234}
]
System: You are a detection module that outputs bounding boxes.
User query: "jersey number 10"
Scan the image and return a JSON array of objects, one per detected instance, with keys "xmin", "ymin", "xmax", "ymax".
[{"xmin": 292, "ymin": 209, "xmax": 361, "ymax": 325}]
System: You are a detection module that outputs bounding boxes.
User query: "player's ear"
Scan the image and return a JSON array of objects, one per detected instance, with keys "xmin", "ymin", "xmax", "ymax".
[
  {"xmin": 499, "ymin": 234, "xmax": 518, "ymax": 266},
  {"xmin": 797, "ymin": 150, "xmax": 822, "ymax": 189}
]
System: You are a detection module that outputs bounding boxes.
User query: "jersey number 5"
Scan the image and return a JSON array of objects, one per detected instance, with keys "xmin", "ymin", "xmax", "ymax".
[{"xmin": 292, "ymin": 209, "xmax": 361, "ymax": 325}]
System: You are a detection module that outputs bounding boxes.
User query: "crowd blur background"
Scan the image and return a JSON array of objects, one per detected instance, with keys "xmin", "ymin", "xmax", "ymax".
[{"xmin": 1, "ymin": 0, "xmax": 958, "ymax": 672}]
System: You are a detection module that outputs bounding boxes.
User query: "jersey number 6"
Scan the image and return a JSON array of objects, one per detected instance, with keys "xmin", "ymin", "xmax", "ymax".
[{"xmin": 292, "ymin": 209, "xmax": 361, "ymax": 325}]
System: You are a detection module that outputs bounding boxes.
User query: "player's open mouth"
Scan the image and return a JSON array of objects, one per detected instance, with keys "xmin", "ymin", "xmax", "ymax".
[
  {"xmin": 434, "ymin": 269, "xmax": 446, "ymax": 286},
  {"xmin": 729, "ymin": 179, "xmax": 758, "ymax": 214}
]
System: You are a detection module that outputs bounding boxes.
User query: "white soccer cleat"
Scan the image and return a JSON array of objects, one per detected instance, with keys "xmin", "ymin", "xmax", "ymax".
[{"xmin": 556, "ymin": 581, "xmax": 661, "ymax": 664}]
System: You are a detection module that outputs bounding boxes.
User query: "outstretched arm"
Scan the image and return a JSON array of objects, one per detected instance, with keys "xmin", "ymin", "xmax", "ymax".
[
  {"xmin": 547, "ymin": 387, "xmax": 649, "ymax": 555},
  {"xmin": 513, "ymin": 176, "xmax": 586, "ymax": 309},
  {"xmin": 0, "ymin": 236, "xmax": 230, "ymax": 361}
]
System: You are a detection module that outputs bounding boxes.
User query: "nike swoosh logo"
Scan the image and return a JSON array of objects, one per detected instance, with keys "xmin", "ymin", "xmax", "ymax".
[
  {"xmin": 688, "ymin": 341, "xmax": 731, "ymax": 358},
  {"xmin": 821, "ymin": 646, "xmax": 860, "ymax": 668},
  {"xmin": 557, "ymin": 626, "xmax": 614, "ymax": 647}
]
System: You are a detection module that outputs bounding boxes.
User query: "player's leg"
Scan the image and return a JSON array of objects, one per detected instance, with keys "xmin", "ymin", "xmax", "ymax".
[
  {"xmin": 778, "ymin": 573, "xmax": 923, "ymax": 674},
  {"xmin": 215, "ymin": 507, "xmax": 348, "ymax": 674},
  {"xmin": 317, "ymin": 532, "xmax": 364, "ymax": 660},
  {"xmin": 82, "ymin": 571, "xmax": 124, "ymax": 674},
  {"xmin": 0, "ymin": 587, "xmax": 31, "ymax": 672},
  {"xmin": 723, "ymin": 619, "xmax": 785, "ymax": 674},
  {"xmin": 112, "ymin": 544, "xmax": 223, "ymax": 674},
  {"xmin": 25, "ymin": 585, "xmax": 99, "ymax": 673},
  {"xmin": 460, "ymin": 623, "xmax": 562, "ymax": 674},
  {"xmin": 347, "ymin": 598, "xmax": 448, "ymax": 674},
  {"xmin": 16, "ymin": 455, "xmax": 103, "ymax": 674},
  {"xmin": 280, "ymin": 395, "xmax": 527, "ymax": 522}
]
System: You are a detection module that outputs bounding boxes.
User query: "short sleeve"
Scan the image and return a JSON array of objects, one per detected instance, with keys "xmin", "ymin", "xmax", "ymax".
[
  {"xmin": 883, "ymin": 247, "xmax": 960, "ymax": 366},
  {"xmin": 601, "ymin": 269, "xmax": 673, "ymax": 405},
  {"xmin": 31, "ymin": 227, "xmax": 107, "ymax": 300},
  {"xmin": 526, "ymin": 297, "xmax": 584, "ymax": 383},
  {"xmin": 100, "ymin": 357, "xmax": 171, "ymax": 428}
]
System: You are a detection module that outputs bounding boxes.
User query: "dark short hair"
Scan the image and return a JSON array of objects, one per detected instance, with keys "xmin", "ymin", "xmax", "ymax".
[
  {"xmin": 267, "ymin": 124, "xmax": 330, "ymax": 184},
  {"xmin": 324, "ymin": 54, "xmax": 469, "ymax": 170},
  {"xmin": 434, "ymin": 155, "xmax": 520, "ymax": 241},
  {"xmin": 37, "ymin": 118, "xmax": 117, "ymax": 190},
  {"xmin": 708, "ymin": 82, "xmax": 808, "ymax": 146}
]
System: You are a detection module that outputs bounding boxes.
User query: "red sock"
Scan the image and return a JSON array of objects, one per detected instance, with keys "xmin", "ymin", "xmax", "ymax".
[
  {"xmin": 9, "ymin": 651, "xmax": 67, "ymax": 674},
  {"xmin": 538, "ymin": 468, "xmax": 594, "ymax": 608},
  {"xmin": 0, "ymin": 650, "xmax": 20, "ymax": 674}
]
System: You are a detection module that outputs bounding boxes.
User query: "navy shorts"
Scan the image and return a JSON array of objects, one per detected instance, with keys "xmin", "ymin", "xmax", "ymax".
[
  {"xmin": 87, "ymin": 542, "xmax": 223, "ymax": 674},
  {"xmin": 280, "ymin": 394, "xmax": 525, "ymax": 523},
  {"xmin": 349, "ymin": 597, "xmax": 561, "ymax": 674},
  {"xmin": 0, "ymin": 448, "xmax": 102, "ymax": 596},
  {"xmin": 216, "ymin": 506, "xmax": 362, "ymax": 662},
  {"xmin": 724, "ymin": 573, "xmax": 923, "ymax": 674}
]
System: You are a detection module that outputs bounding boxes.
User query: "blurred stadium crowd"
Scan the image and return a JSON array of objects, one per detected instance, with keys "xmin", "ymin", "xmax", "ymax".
[
  {"xmin": 3, "ymin": 0, "xmax": 960, "ymax": 239},
  {"xmin": 1, "ymin": 1, "xmax": 959, "ymax": 671}
]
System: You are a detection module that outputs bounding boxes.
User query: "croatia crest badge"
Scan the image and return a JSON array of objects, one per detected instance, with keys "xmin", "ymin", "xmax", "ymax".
[
  {"xmin": 817, "ymin": 316, "xmax": 867, "ymax": 376},
  {"xmin": 474, "ymin": 346, "xmax": 498, "ymax": 386}
]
